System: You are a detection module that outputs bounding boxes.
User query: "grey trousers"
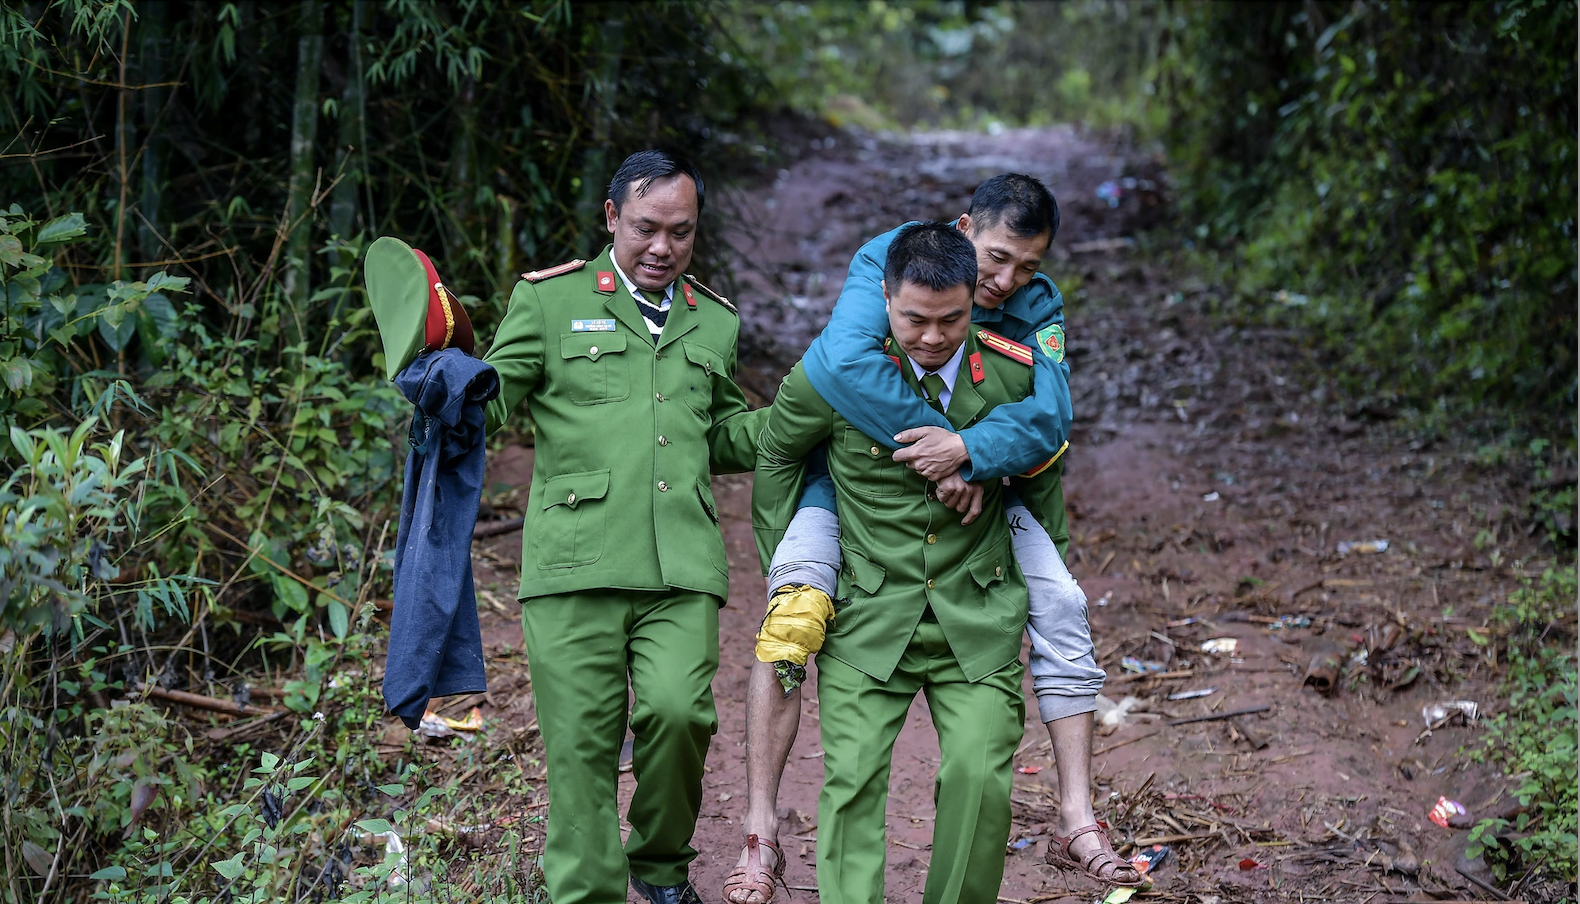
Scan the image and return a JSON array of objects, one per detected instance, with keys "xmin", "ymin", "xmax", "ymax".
[{"xmin": 767, "ymin": 505, "xmax": 1104, "ymax": 723}]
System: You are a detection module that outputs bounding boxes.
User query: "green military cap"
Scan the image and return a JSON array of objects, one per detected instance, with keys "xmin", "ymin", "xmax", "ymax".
[{"xmin": 365, "ymin": 235, "xmax": 476, "ymax": 380}]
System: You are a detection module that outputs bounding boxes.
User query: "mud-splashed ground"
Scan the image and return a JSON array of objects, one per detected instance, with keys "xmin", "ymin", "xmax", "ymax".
[{"xmin": 448, "ymin": 126, "xmax": 1560, "ymax": 903}]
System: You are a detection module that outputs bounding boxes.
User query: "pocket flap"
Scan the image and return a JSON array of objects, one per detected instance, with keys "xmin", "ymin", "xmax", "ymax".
[
  {"xmin": 561, "ymin": 333, "xmax": 627, "ymax": 361},
  {"xmin": 842, "ymin": 425, "xmax": 888, "ymax": 460},
  {"xmin": 968, "ymin": 543, "xmax": 1010, "ymax": 588},
  {"xmin": 841, "ymin": 544, "xmax": 887, "ymax": 595},
  {"xmin": 683, "ymin": 339, "xmax": 722, "ymax": 375},
  {"xmin": 541, "ymin": 469, "xmax": 611, "ymax": 510}
]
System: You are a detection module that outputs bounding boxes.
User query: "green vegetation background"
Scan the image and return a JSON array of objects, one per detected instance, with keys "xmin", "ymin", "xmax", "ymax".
[{"xmin": 0, "ymin": 0, "xmax": 1573, "ymax": 900}]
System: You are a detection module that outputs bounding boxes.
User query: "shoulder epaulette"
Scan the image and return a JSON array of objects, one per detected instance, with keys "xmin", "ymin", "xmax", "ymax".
[
  {"xmin": 976, "ymin": 328, "xmax": 1034, "ymax": 366},
  {"xmin": 521, "ymin": 259, "xmax": 586, "ymax": 283},
  {"xmin": 683, "ymin": 274, "xmax": 737, "ymax": 314}
]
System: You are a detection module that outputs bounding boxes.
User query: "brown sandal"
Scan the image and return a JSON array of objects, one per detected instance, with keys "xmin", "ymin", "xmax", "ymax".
[
  {"xmin": 723, "ymin": 834, "xmax": 786, "ymax": 904},
  {"xmin": 1045, "ymin": 823, "xmax": 1145, "ymax": 887}
]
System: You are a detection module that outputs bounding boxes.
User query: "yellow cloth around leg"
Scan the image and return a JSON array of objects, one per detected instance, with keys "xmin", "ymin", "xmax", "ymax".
[{"xmin": 755, "ymin": 584, "xmax": 836, "ymax": 665}]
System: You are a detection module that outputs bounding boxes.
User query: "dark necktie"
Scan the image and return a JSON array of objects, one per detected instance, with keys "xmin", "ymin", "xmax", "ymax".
[{"xmin": 921, "ymin": 373, "xmax": 948, "ymax": 414}]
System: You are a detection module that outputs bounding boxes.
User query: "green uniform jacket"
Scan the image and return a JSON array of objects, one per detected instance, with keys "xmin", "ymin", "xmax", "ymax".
[
  {"xmin": 753, "ymin": 332, "xmax": 1065, "ymax": 684},
  {"xmin": 483, "ymin": 245, "xmax": 764, "ymax": 602}
]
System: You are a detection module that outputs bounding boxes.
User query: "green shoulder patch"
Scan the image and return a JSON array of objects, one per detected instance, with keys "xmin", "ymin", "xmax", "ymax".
[{"xmin": 1035, "ymin": 323, "xmax": 1065, "ymax": 363}]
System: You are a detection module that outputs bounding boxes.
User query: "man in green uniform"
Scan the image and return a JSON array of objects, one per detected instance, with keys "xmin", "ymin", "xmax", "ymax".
[
  {"xmin": 483, "ymin": 150, "xmax": 762, "ymax": 904},
  {"xmin": 752, "ymin": 222, "xmax": 1063, "ymax": 904}
]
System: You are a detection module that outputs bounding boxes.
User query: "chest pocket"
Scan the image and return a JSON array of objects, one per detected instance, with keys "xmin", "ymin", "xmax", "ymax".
[
  {"xmin": 560, "ymin": 333, "xmax": 629, "ymax": 405},
  {"xmin": 681, "ymin": 339, "xmax": 724, "ymax": 422},
  {"xmin": 837, "ymin": 426, "xmax": 904, "ymax": 498}
]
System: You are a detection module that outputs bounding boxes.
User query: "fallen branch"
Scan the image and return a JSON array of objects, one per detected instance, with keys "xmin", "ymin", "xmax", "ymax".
[
  {"xmin": 140, "ymin": 683, "xmax": 285, "ymax": 717},
  {"xmin": 1393, "ymin": 900, "xmax": 1526, "ymax": 904},
  {"xmin": 1128, "ymin": 832, "xmax": 1216, "ymax": 846},
  {"xmin": 473, "ymin": 517, "xmax": 525, "ymax": 539},
  {"xmin": 1167, "ymin": 704, "xmax": 1272, "ymax": 726},
  {"xmin": 1093, "ymin": 730, "xmax": 1159, "ymax": 757},
  {"xmin": 1234, "ymin": 716, "xmax": 1272, "ymax": 749},
  {"xmin": 1111, "ymin": 668, "xmax": 1193, "ymax": 684},
  {"xmin": 1455, "ymin": 864, "xmax": 1518, "ymax": 902}
]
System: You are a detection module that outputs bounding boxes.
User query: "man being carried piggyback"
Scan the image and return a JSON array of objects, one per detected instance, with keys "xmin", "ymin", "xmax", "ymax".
[{"xmin": 728, "ymin": 177, "xmax": 1139, "ymax": 904}]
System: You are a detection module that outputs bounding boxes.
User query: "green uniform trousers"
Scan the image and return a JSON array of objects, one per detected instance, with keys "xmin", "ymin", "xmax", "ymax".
[
  {"xmin": 816, "ymin": 620, "xmax": 1025, "ymax": 904},
  {"xmin": 521, "ymin": 589, "xmax": 721, "ymax": 904}
]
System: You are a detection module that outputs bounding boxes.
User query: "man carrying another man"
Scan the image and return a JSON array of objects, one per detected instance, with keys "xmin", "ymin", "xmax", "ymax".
[
  {"xmin": 728, "ymin": 176, "xmax": 1138, "ymax": 904},
  {"xmin": 749, "ymin": 222, "xmax": 1089, "ymax": 904}
]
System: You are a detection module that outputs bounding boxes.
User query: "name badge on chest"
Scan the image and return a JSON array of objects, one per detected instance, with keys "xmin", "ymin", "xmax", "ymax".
[{"xmin": 571, "ymin": 319, "xmax": 617, "ymax": 332}]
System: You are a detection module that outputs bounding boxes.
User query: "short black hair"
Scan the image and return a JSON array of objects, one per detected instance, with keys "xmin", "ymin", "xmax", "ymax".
[
  {"xmin": 967, "ymin": 173, "xmax": 1059, "ymax": 244},
  {"xmin": 883, "ymin": 222, "xmax": 978, "ymax": 293},
  {"xmin": 607, "ymin": 150, "xmax": 705, "ymax": 217}
]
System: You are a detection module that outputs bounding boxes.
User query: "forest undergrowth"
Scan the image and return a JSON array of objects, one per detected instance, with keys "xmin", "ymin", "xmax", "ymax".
[{"xmin": 1, "ymin": 1, "xmax": 1573, "ymax": 901}]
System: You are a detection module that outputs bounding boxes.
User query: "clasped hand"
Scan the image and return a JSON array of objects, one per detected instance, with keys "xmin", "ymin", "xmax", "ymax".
[
  {"xmin": 892, "ymin": 426, "xmax": 969, "ymax": 480},
  {"xmin": 893, "ymin": 426, "xmax": 981, "ymax": 524},
  {"xmin": 933, "ymin": 472, "xmax": 984, "ymax": 525}
]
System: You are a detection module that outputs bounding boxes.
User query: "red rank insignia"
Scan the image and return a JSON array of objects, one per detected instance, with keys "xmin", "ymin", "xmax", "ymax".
[
  {"xmin": 596, "ymin": 271, "xmax": 616, "ymax": 293},
  {"xmin": 682, "ymin": 283, "xmax": 697, "ymax": 308},
  {"xmin": 969, "ymin": 352, "xmax": 985, "ymax": 384}
]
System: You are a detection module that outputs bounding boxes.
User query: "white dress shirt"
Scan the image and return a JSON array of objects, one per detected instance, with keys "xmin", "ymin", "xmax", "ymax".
[{"xmin": 906, "ymin": 342, "xmax": 966, "ymax": 412}]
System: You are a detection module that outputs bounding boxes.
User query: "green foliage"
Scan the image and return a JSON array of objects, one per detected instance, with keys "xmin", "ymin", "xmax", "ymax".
[
  {"xmin": 1161, "ymin": 0, "xmax": 1577, "ymax": 438},
  {"xmin": 1523, "ymin": 439, "xmax": 1578, "ymax": 553},
  {"xmin": 7, "ymin": 0, "xmax": 761, "ymax": 312},
  {"xmin": 1, "ymin": 0, "xmax": 767, "ymax": 893},
  {"xmin": 1466, "ymin": 566, "xmax": 1579, "ymax": 890},
  {"xmin": 1, "ymin": 418, "xmax": 142, "ymax": 630},
  {"xmin": 719, "ymin": 0, "xmax": 1165, "ymax": 132},
  {"xmin": 0, "ymin": 412, "xmax": 212, "ymax": 900}
]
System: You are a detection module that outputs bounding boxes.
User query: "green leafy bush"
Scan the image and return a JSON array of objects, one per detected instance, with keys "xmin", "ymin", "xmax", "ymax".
[
  {"xmin": 718, "ymin": 0, "xmax": 1164, "ymax": 131},
  {"xmin": 2, "ymin": 0, "xmax": 766, "ymax": 891},
  {"xmin": 1467, "ymin": 566, "xmax": 1579, "ymax": 891},
  {"xmin": 1161, "ymin": 0, "xmax": 1577, "ymax": 439}
]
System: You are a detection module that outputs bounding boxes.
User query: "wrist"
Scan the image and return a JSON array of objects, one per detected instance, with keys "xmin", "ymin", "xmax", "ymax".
[{"xmin": 949, "ymin": 433, "xmax": 970, "ymax": 469}]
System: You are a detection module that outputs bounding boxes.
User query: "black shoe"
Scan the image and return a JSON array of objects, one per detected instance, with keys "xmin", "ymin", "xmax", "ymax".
[{"xmin": 630, "ymin": 875, "xmax": 703, "ymax": 904}]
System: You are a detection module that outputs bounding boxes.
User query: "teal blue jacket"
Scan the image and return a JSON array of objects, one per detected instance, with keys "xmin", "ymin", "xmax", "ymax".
[{"xmin": 798, "ymin": 221, "xmax": 1073, "ymax": 509}]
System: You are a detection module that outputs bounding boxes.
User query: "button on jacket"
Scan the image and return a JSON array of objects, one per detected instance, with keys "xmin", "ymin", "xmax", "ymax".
[{"xmin": 484, "ymin": 245, "xmax": 765, "ymax": 602}]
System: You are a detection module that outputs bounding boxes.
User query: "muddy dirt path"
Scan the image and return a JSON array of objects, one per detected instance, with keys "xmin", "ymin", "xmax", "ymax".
[{"xmin": 456, "ymin": 126, "xmax": 1554, "ymax": 903}]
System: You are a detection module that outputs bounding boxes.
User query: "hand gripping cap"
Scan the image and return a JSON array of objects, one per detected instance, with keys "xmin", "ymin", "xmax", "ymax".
[{"xmin": 365, "ymin": 236, "xmax": 475, "ymax": 380}]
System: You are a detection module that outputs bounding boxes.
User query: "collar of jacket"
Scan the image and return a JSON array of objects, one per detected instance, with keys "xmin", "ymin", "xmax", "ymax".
[
  {"xmin": 885, "ymin": 332, "xmax": 988, "ymax": 430},
  {"xmin": 589, "ymin": 244, "xmax": 701, "ymax": 350}
]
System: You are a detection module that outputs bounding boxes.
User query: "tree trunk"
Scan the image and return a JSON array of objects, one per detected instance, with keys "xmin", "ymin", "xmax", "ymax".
[
  {"xmin": 112, "ymin": 8, "xmax": 133, "ymax": 281},
  {"xmin": 496, "ymin": 195, "xmax": 520, "ymax": 296},
  {"xmin": 238, "ymin": 0, "xmax": 261, "ymax": 150},
  {"xmin": 575, "ymin": 8, "xmax": 625, "ymax": 259},
  {"xmin": 138, "ymin": 0, "xmax": 168, "ymax": 272},
  {"xmin": 329, "ymin": 0, "xmax": 367, "ymax": 240},
  {"xmin": 282, "ymin": 0, "xmax": 325, "ymax": 317},
  {"xmin": 446, "ymin": 75, "xmax": 479, "ymax": 262}
]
